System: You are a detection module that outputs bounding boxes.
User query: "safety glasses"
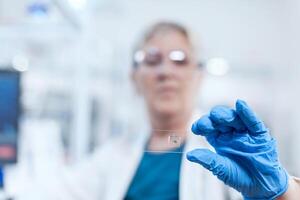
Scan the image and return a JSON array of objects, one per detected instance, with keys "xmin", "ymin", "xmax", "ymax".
[{"xmin": 134, "ymin": 48, "xmax": 190, "ymax": 67}]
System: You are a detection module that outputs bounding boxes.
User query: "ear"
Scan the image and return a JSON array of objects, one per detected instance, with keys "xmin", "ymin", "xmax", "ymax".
[{"xmin": 131, "ymin": 69, "xmax": 142, "ymax": 94}]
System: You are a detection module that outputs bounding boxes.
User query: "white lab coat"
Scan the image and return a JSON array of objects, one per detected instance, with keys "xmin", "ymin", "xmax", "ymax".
[{"xmin": 18, "ymin": 128, "xmax": 241, "ymax": 200}]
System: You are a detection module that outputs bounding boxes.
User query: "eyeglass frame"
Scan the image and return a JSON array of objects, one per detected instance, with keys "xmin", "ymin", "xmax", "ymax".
[{"xmin": 132, "ymin": 48, "xmax": 204, "ymax": 69}]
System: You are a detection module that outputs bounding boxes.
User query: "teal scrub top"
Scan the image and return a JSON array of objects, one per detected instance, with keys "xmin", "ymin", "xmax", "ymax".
[{"xmin": 124, "ymin": 143, "xmax": 185, "ymax": 200}]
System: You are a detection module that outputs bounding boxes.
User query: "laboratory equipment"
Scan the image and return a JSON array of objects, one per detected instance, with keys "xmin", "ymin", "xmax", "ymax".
[{"xmin": 0, "ymin": 69, "xmax": 21, "ymax": 165}]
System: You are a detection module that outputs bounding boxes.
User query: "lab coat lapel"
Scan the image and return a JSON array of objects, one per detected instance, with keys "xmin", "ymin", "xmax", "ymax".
[
  {"xmin": 179, "ymin": 131, "xmax": 226, "ymax": 200},
  {"xmin": 104, "ymin": 133, "xmax": 147, "ymax": 200},
  {"xmin": 180, "ymin": 133, "xmax": 206, "ymax": 200}
]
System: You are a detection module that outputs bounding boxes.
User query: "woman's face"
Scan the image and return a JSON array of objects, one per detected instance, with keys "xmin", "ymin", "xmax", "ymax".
[{"xmin": 132, "ymin": 31, "xmax": 202, "ymax": 118}]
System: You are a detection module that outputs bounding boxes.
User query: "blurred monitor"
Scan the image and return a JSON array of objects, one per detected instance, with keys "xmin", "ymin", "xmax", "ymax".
[{"xmin": 0, "ymin": 70, "xmax": 21, "ymax": 165}]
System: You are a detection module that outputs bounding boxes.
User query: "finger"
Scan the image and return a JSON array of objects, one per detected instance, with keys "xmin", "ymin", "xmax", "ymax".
[
  {"xmin": 187, "ymin": 149, "xmax": 251, "ymax": 192},
  {"xmin": 235, "ymin": 100, "xmax": 267, "ymax": 134},
  {"xmin": 186, "ymin": 149, "xmax": 230, "ymax": 182},
  {"xmin": 215, "ymin": 125, "xmax": 234, "ymax": 133},
  {"xmin": 191, "ymin": 115, "xmax": 218, "ymax": 136},
  {"xmin": 210, "ymin": 106, "xmax": 246, "ymax": 132},
  {"xmin": 191, "ymin": 115, "xmax": 218, "ymax": 145}
]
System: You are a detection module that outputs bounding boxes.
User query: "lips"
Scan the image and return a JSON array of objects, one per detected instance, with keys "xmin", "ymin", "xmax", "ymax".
[
  {"xmin": 157, "ymin": 86, "xmax": 178, "ymax": 96},
  {"xmin": 159, "ymin": 87, "xmax": 176, "ymax": 92}
]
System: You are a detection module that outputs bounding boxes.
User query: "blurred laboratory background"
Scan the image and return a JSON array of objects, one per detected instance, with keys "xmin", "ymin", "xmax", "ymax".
[{"xmin": 0, "ymin": 0, "xmax": 300, "ymax": 197}]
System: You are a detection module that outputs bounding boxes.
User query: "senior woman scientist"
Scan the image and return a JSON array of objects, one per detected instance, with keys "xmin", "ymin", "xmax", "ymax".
[{"xmin": 23, "ymin": 22, "xmax": 300, "ymax": 200}]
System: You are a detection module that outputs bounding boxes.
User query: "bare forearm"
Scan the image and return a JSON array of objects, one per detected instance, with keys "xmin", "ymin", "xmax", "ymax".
[{"xmin": 277, "ymin": 177, "xmax": 300, "ymax": 200}]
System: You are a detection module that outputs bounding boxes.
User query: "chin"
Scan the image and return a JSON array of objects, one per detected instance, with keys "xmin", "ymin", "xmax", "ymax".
[{"xmin": 154, "ymin": 101, "xmax": 182, "ymax": 117}]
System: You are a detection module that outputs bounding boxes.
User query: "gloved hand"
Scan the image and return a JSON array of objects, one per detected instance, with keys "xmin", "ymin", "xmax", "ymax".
[{"xmin": 186, "ymin": 100, "xmax": 289, "ymax": 200}]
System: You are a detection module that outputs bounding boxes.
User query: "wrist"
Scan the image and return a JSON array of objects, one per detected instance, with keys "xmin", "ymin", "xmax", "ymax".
[{"xmin": 277, "ymin": 177, "xmax": 300, "ymax": 200}]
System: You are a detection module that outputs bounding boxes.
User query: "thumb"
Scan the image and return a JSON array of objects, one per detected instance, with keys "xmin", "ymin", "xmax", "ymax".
[
  {"xmin": 235, "ymin": 99, "xmax": 267, "ymax": 134},
  {"xmin": 186, "ymin": 149, "xmax": 230, "ymax": 181}
]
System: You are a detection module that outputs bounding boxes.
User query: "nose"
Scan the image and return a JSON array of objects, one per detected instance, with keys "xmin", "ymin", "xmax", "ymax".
[{"xmin": 155, "ymin": 62, "xmax": 174, "ymax": 81}]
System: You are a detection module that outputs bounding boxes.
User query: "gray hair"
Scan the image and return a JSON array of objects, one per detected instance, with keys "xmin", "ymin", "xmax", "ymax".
[{"xmin": 132, "ymin": 21, "xmax": 197, "ymax": 68}]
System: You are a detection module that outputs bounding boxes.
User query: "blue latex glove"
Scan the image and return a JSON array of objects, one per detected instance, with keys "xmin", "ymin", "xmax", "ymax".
[{"xmin": 186, "ymin": 100, "xmax": 289, "ymax": 200}]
